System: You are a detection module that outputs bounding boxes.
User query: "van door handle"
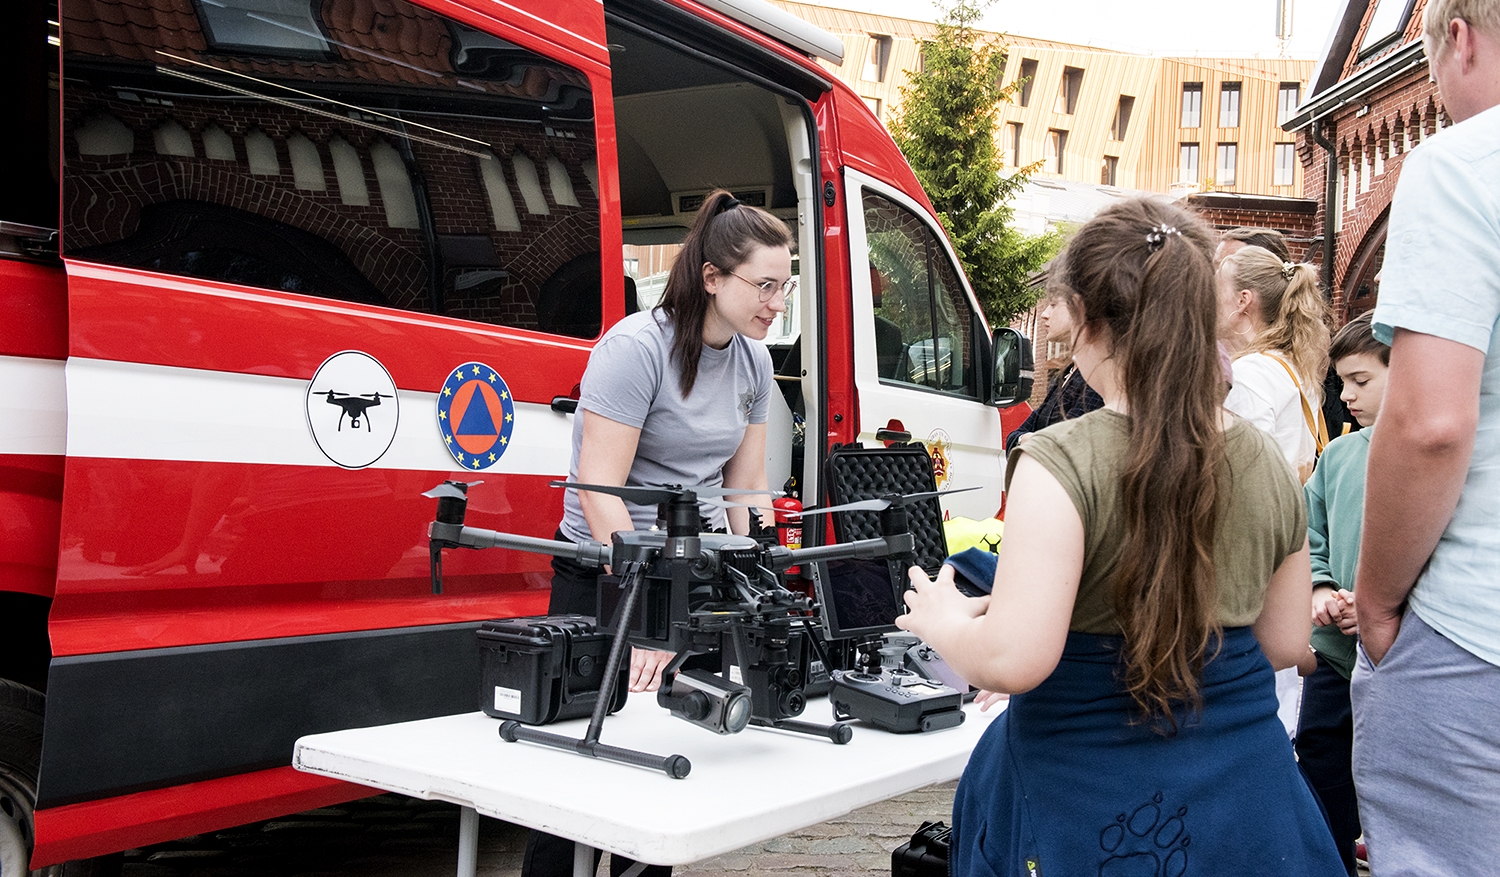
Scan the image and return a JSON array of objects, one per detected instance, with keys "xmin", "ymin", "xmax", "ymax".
[
  {"xmin": 550, "ymin": 396, "xmax": 579, "ymax": 414},
  {"xmin": 876, "ymin": 428, "xmax": 911, "ymax": 443}
]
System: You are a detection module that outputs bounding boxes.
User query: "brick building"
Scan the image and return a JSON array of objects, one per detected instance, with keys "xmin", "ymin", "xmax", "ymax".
[{"xmin": 1284, "ymin": 0, "xmax": 1444, "ymax": 325}]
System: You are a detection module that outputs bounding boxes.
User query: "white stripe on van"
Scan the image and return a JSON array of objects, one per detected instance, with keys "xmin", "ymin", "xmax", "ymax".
[
  {"xmin": 64, "ymin": 357, "xmax": 572, "ymax": 474},
  {"xmin": 0, "ymin": 355, "xmax": 68, "ymax": 457}
]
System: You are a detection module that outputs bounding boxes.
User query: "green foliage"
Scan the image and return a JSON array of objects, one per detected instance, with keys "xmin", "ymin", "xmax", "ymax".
[{"xmin": 887, "ymin": 0, "xmax": 1061, "ymax": 322}]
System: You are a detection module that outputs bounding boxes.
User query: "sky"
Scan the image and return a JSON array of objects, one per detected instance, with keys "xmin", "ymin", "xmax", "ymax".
[{"xmin": 815, "ymin": 0, "xmax": 1347, "ymax": 60}]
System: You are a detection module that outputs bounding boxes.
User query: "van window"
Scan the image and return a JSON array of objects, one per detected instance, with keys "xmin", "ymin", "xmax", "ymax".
[
  {"xmin": 60, "ymin": 0, "xmax": 603, "ymax": 338},
  {"xmin": 863, "ymin": 193, "xmax": 976, "ymax": 399}
]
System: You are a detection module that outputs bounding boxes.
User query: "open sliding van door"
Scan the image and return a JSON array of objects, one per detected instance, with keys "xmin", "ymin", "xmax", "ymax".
[
  {"xmin": 844, "ymin": 169, "xmax": 1006, "ymax": 520},
  {"xmin": 39, "ymin": 0, "xmax": 619, "ymax": 863}
]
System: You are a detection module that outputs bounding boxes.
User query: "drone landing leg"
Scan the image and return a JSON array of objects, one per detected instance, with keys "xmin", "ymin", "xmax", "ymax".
[
  {"xmin": 749, "ymin": 716, "xmax": 853, "ymax": 744},
  {"xmin": 498, "ymin": 563, "xmax": 692, "ymax": 779}
]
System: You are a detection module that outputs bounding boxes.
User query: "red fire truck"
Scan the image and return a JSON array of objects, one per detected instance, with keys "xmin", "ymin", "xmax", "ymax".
[{"xmin": 0, "ymin": 0, "xmax": 1029, "ymax": 870}]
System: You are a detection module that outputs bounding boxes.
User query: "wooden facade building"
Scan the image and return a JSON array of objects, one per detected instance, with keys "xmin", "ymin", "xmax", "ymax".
[{"xmin": 772, "ymin": 1, "xmax": 1315, "ymax": 200}]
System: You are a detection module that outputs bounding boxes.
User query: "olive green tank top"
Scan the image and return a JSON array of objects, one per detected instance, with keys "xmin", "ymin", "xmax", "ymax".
[{"xmin": 1009, "ymin": 409, "xmax": 1307, "ymax": 634}]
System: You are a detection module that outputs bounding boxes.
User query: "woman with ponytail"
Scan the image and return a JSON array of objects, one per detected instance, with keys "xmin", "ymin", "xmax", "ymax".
[
  {"xmin": 525, "ymin": 190, "xmax": 792, "ymax": 877},
  {"xmin": 897, "ymin": 198, "xmax": 1342, "ymax": 876},
  {"xmin": 1218, "ymin": 246, "xmax": 1332, "ymax": 484}
]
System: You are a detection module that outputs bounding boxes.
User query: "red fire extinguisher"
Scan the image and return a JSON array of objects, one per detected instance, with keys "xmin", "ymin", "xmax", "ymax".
[{"xmin": 773, "ymin": 494, "xmax": 802, "ymax": 576}]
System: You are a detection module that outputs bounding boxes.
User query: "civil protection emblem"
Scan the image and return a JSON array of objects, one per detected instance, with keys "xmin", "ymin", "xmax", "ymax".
[{"xmin": 437, "ymin": 361, "xmax": 515, "ymax": 470}]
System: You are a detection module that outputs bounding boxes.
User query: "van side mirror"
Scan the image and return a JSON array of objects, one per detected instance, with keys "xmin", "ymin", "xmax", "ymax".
[{"xmin": 990, "ymin": 327, "xmax": 1033, "ymax": 408}]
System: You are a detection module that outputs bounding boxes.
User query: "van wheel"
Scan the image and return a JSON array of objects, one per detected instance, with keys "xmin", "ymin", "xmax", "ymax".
[{"xmin": 0, "ymin": 677, "xmax": 58, "ymax": 877}]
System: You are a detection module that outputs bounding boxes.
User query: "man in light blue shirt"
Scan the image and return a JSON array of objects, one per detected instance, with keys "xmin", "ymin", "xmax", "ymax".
[{"xmin": 1353, "ymin": 1, "xmax": 1500, "ymax": 874}]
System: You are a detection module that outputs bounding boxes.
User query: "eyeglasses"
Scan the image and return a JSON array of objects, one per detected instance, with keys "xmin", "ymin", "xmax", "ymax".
[{"xmin": 724, "ymin": 269, "xmax": 797, "ymax": 302}]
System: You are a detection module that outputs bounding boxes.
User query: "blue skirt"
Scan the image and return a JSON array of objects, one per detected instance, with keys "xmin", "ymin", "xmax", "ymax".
[{"xmin": 952, "ymin": 627, "xmax": 1344, "ymax": 877}]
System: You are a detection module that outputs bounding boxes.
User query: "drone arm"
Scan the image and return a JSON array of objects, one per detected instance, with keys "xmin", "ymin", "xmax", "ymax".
[
  {"xmin": 427, "ymin": 521, "xmax": 611, "ymax": 567},
  {"xmin": 768, "ymin": 534, "xmax": 913, "ymax": 569}
]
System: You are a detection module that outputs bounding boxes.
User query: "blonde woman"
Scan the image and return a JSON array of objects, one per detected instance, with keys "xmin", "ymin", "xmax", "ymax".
[{"xmin": 1217, "ymin": 246, "xmax": 1331, "ymax": 484}]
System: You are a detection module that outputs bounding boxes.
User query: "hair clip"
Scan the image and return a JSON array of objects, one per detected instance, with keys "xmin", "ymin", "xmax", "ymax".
[
  {"xmin": 1280, "ymin": 261, "xmax": 1297, "ymax": 281},
  {"xmin": 1145, "ymin": 223, "xmax": 1180, "ymax": 252},
  {"xmin": 717, "ymin": 197, "xmax": 742, "ymax": 214}
]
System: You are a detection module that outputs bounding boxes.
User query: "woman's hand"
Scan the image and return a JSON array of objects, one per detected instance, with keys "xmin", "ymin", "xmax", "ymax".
[
  {"xmin": 895, "ymin": 565, "xmax": 989, "ymax": 650},
  {"xmin": 973, "ymin": 690, "xmax": 1009, "ymax": 711},
  {"xmin": 629, "ymin": 647, "xmax": 675, "ymax": 692}
]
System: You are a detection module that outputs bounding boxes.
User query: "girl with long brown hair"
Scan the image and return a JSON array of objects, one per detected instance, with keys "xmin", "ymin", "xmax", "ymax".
[{"xmin": 897, "ymin": 197, "xmax": 1342, "ymax": 875}]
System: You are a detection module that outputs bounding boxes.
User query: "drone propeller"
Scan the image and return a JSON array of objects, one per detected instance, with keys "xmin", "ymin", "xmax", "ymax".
[
  {"xmin": 794, "ymin": 485, "xmax": 981, "ymax": 518},
  {"xmin": 422, "ymin": 480, "xmax": 483, "ymax": 500},
  {"xmin": 549, "ymin": 480, "xmax": 781, "ymax": 504}
]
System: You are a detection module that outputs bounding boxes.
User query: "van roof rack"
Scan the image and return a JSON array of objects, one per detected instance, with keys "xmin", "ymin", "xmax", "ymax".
[{"xmin": 696, "ymin": 0, "xmax": 845, "ymax": 65}]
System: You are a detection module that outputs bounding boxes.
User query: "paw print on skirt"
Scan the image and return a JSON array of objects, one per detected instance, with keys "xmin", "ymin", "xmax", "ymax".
[{"xmin": 1097, "ymin": 792, "xmax": 1189, "ymax": 877}]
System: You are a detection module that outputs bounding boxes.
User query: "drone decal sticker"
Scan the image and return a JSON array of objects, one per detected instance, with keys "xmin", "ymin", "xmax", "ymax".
[
  {"xmin": 437, "ymin": 361, "xmax": 515, "ymax": 471},
  {"xmin": 306, "ymin": 351, "xmax": 400, "ymax": 469}
]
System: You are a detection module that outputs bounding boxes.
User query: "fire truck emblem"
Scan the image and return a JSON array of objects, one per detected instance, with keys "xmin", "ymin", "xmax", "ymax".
[
  {"xmin": 437, "ymin": 361, "xmax": 515, "ymax": 470},
  {"xmin": 925, "ymin": 428, "xmax": 953, "ymax": 489},
  {"xmin": 306, "ymin": 351, "xmax": 400, "ymax": 469}
]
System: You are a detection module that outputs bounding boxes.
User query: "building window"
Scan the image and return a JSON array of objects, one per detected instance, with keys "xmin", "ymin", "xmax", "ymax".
[
  {"xmin": 1101, "ymin": 155, "xmax": 1118, "ymax": 187},
  {"xmin": 1055, "ymin": 66, "xmax": 1083, "ymax": 115},
  {"xmin": 862, "ymin": 95, "xmax": 883, "ymax": 121},
  {"xmin": 1006, "ymin": 122, "xmax": 1022, "ymax": 167},
  {"xmin": 1179, "ymin": 143, "xmax": 1200, "ymax": 183},
  {"xmin": 1181, "ymin": 83, "xmax": 1203, "ymax": 128},
  {"xmin": 1278, "ymin": 82, "xmax": 1302, "ymax": 124},
  {"xmin": 1017, "ymin": 58, "xmax": 1038, "ymax": 107},
  {"xmin": 1216, "ymin": 143, "xmax": 1237, "ymax": 186},
  {"xmin": 1219, "ymin": 83, "xmax": 1241, "ymax": 128},
  {"xmin": 1360, "ymin": 0, "xmax": 1416, "ymax": 54},
  {"xmin": 863, "ymin": 34, "xmax": 892, "ymax": 82},
  {"xmin": 1274, "ymin": 142, "xmax": 1296, "ymax": 186},
  {"xmin": 1045, "ymin": 129, "xmax": 1066, "ymax": 174},
  {"xmin": 1110, "ymin": 95, "xmax": 1134, "ymax": 141}
]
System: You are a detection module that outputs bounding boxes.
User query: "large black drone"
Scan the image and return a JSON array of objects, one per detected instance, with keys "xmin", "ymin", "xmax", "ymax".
[{"xmin": 423, "ymin": 479, "xmax": 964, "ymax": 778}]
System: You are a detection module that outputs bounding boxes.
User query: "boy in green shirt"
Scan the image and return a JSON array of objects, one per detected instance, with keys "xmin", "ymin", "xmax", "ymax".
[{"xmin": 1297, "ymin": 311, "xmax": 1388, "ymax": 875}]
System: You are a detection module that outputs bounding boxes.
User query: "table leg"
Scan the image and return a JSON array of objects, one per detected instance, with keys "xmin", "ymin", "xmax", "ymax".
[
  {"xmin": 457, "ymin": 806, "xmax": 478, "ymax": 877},
  {"xmin": 573, "ymin": 840, "xmax": 596, "ymax": 877}
]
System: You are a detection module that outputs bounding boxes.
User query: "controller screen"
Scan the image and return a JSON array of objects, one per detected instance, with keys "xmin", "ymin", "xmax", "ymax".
[{"xmin": 822, "ymin": 558, "xmax": 900, "ymax": 635}]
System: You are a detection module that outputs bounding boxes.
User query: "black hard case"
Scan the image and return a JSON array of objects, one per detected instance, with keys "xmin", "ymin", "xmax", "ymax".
[
  {"xmin": 476, "ymin": 615, "xmax": 627, "ymax": 725},
  {"xmin": 891, "ymin": 820, "xmax": 950, "ymax": 877}
]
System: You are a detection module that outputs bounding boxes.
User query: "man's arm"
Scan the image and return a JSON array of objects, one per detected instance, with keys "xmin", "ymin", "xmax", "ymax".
[{"xmin": 1355, "ymin": 329, "xmax": 1483, "ymax": 663}]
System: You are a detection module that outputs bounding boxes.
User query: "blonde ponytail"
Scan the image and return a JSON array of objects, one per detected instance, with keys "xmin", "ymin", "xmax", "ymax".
[{"xmin": 1220, "ymin": 247, "xmax": 1331, "ymax": 392}]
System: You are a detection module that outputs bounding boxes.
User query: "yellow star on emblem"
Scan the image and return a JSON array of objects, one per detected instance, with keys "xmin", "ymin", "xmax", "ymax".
[
  {"xmin": 500, "ymin": 436, "xmax": 508, "ymax": 445},
  {"xmin": 488, "ymin": 453, "xmax": 496, "ymax": 462},
  {"xmin": 456, "ymin": 453, "xmax": 463, "ymax": 463},
  {"xmin": 487, "ymin": 372, "xmax": 497, "ymax": 382},
  {"xmin": 442, "ymin": 387, "xmax": 451, "ymax": 397},
  {"xmin": 472, "ymin": 459, "xmax": 481, "ymax": 469},
  {"xmin": 504, "ymin": 413, "xmax": 512, "ymax": 423},
  {"xmin": 501, "ymin": 390, "xmax": 509, "ymax": 400},
  {"xmin": 472, "ymin": 365, "xmax": 481, "ymax": 376},
  {"xmin": 444, "ymin": 434, "xmax": 452, "ymax": 444},
  {"xmin": 453, "ymin": 369, "xmax": 464, "ymax": 380},
  {"xmin": 439, "ymin": 410, "xmax": 446, "ymax": 420}
]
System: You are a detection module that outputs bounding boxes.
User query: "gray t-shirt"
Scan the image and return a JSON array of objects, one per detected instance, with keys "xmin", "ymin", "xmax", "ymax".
[{"xmin": 560, "ymin": 310, "xmax": 772, "ymax": 541}]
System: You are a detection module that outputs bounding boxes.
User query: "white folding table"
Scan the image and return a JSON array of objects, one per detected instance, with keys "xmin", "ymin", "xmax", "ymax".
[{"xmin": 293, "ymin": 695, "xmax": 997, "ymax": 877}]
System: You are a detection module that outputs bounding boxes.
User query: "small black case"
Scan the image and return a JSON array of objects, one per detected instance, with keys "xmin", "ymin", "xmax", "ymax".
[
  {"xmin": 891, "ymin": 820, "xmax": 950, "ymax": 877},
  {"xmin": 476, "ymin": 614, "xmax": 627, "ymax": 725}
]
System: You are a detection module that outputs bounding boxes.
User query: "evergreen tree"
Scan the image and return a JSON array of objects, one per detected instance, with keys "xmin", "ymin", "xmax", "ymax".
[{"xmin": 888, "ymin": 0, "xmax": 1060, "ymax": 321}]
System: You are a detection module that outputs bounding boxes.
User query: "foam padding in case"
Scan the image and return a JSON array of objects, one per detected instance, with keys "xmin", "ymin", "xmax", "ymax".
[{"xmin": 824, "ymin": 445, "xmax": 949, "ymax": 573}]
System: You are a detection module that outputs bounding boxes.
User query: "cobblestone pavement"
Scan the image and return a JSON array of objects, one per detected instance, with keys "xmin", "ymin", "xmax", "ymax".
[{"xmin": 119, "ymin": 782, "xmax": 958, "ymax": 877}]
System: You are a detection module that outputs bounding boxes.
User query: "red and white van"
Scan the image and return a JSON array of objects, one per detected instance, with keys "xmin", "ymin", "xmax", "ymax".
[{"xmin": 0, "ymin": 0, "xmax": 1028, "ymax": 868}]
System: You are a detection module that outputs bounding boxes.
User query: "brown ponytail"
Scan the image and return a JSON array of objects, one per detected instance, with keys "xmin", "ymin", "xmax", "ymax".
[
  {"xmin": 1057, "ymin": 198, "xmax": 1225, "ymax": 730},
  {"xmin": 1220, "ymin": 246, "xmax": 1331, "ymax": 391},
  {"xmin": 658, "ymin": 190, "xmax": 792, "ymax": 396}
]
